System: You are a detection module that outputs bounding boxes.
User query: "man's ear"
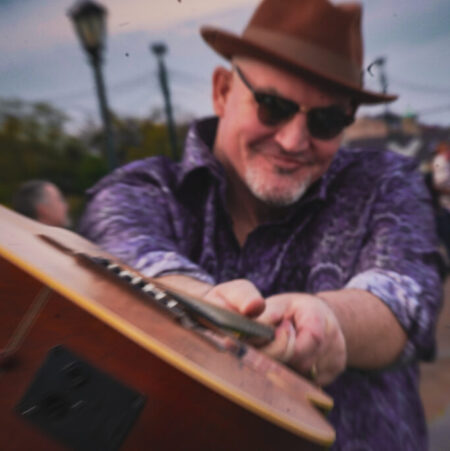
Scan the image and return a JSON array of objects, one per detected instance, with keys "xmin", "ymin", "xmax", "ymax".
[
  {"xmin": 35, "ymin": 202, "xmax": 49, "ymax": 221},
  {"xmin": 349, "ymin": 99, "xmax": 359, "ymax": 117},
  {"xmin": 212, "ymin": 66, "xmax": 233, "ymax": 117}
]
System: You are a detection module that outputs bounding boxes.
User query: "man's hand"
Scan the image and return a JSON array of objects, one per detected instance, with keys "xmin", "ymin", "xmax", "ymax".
[
  {"xmin": 257, "ymin": 293, "xmax": 347, "ymax": 386},
  {"xmin": 157, "ymin": 275, "xmax": 265, "ymax": 316},
  {"xmin": 203, "ymin": 279, "xmax": 265, "ymax": 317},
  {"xmin": 159, "ymin": 276, "xmax": 407, "ymax": 378}
]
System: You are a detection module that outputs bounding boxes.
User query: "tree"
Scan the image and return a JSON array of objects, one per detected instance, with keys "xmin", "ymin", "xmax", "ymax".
[
  {"xmin": 0, "ymin": 99, "xmax": 190, "ymax": 225},
  {"xmin": 0, "ymin": 98, "xmax": 107, "ymax": 223}
]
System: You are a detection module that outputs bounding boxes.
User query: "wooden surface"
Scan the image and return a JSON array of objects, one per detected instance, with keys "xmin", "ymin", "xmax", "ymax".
[{"xmin": 0, "ymin": 206, "xmax": 335, "ymax": 449}]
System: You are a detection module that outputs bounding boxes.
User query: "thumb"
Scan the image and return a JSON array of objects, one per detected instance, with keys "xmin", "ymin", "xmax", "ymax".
[{"xmin": 261, "ymin": 320, "xmax": 296, "ymax": 363}]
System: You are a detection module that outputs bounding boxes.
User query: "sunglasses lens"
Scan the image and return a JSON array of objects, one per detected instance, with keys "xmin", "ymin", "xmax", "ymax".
[
  {"xmin": 307, "ymin": 106, "xmax": 351, "ymax": 140},
  {"xmin": 255, "ymin": 93, "xmax": 298, "ymax": 126}
]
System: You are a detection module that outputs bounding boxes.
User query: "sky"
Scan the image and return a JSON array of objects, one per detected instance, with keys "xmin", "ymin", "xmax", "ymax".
[{"xmin": 0, "ymin": 0, "xmax": 449, "ymax": 132}]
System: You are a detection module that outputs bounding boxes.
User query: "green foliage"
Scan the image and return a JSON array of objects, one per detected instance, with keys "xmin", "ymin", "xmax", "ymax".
[{"xmin": 0, "ymin": 98, "xmax": 189, "ymax": 226}]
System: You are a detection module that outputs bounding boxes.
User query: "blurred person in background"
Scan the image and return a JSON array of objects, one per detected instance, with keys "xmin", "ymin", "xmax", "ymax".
[
  {"xmin": 12, "ymin": 179, "xmax": 71, "ymax": 228},
  {"xmin": 432, "ymin": 141, "xmax": 450, "ymax": 261}
]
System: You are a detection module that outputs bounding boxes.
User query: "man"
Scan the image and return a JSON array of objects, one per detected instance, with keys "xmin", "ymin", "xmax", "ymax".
[
  {"xmin": 12, "ymin": 180, "xmax": 71, "ymax": 228},
  {"xmin": 79, "ymin": 0, "xmax": 443, "ymax": 448},
  {"xmin": 432, "ymin": 142, "xmax": 450, "ymax": 260}
]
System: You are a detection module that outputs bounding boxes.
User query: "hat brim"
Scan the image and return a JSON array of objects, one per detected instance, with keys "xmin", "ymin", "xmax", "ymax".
[{"xmin": 201, "ymin": 26, "xmax": 397, "ymax": 105}]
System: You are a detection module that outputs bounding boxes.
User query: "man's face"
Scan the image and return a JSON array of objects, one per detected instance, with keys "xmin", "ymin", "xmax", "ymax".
[
  {"xmin": 213, "ymin": 58, "xmax": 352, "ymax": 207},
  {"xmin": 37, "ymin": 184, "xmax": 70, "ymax": 228}
]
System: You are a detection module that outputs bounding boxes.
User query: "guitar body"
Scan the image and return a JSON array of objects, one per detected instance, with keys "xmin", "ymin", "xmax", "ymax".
[{"xmin": 0, "ymin": 206, "xmax": 334, "ymax": 450}]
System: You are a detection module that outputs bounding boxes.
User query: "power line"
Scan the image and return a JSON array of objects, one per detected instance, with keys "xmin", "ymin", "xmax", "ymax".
[
  {"xmin": 170, "ymin": 83, "xmax": 205, "ymax": 97},
  {"xmin": 42, "ymin": 71, "xmax": 159, "ymax": 103},
  {"xmin": 109, "ymin": 72, "xmax": 159, "ymax": 95},
  {"xmin": 416, "ymin": 103, "xmax": 450, "ymax": 116},
  {"xmin": 8, "ymin": 65, "xmax": 204, "ymax": 112},
  {"xmin": 169, "ymin": 67, "xmax": 209, "ymax": 85},
  {"xmin": 390, "ymin": 76, "xmax": 450, "ymax": 95}
]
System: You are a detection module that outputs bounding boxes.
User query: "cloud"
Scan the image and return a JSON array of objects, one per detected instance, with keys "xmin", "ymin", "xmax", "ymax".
[
  {"xmin": 0, "ymin": 0, "xmax": 258, "ymax": 55},
  {"xmin": 1, "ymin": 0, "xmax": 449, "ymax": 127},
  {"xmin": 107, "ymin": 0, "xmax": 258, "ymax": 33}
]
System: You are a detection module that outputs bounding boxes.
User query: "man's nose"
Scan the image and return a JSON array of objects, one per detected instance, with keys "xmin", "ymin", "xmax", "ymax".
[{"xmin": 273, "ymin": 113, "xmax": 310, "ymax": 152}]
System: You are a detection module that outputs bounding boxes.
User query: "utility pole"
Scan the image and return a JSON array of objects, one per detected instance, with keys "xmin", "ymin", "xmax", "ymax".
[
  {"xmin": 151, "ymin": 42, "xmax": 178, "ymax": 160},
  {"xmin": 369, "ymin": 56, "xmax": 389, "ymax": 117}
]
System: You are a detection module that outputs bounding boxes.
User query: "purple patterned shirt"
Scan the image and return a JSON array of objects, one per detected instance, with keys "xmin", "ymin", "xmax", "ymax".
[{"xmin": 80, "ymin": 117, "xmax": 443, "ymax": 450}]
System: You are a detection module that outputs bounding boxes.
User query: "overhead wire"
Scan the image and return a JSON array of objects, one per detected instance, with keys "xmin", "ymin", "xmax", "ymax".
[
  {"xmin": 416, "ymin": 103, "xmax": 450, "ymax": 116},
  {"xmin": 390, "ymin": 76, "xmax": 450, "ymax": 95}
]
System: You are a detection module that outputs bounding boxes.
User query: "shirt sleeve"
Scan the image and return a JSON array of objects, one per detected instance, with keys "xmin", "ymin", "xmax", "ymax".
[
  {"xmin": 344, "ymin": 160, "xmax": 443, "ymax": 364},
  {"xmin": 78, "ymin": 180, "xmax": 216, "ymax": 285}
]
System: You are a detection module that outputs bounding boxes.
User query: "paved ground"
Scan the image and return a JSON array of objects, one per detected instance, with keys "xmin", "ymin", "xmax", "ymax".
[{"xmin": 420, "ymin": 276, "xmax": 450, "ymax": 449}]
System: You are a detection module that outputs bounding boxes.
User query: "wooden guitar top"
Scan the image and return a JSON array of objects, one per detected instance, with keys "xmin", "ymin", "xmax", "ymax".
[{"xmin": 0, "ymin": 205, "xmax": 335, "ymax": 446}]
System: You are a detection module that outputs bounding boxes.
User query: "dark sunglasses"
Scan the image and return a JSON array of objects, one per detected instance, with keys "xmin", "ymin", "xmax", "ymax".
[{"xmin": 234, "ymin": 65, "xmax": 354, "ymax": 140}]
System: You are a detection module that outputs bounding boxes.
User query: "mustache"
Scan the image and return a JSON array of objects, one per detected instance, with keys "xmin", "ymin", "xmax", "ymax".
[{"xmin": 249, "ymin": 140, "xmax": 317, "ymax": 165}]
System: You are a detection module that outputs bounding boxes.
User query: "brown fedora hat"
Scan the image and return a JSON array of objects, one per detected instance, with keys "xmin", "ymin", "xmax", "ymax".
[{"xmin": 201, "ymin": 0, "xmax": 397, "ymax": 104}]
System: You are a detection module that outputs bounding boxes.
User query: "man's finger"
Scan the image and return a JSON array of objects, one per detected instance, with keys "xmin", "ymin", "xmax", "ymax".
[
  {"xmin": 261, "ymin": 320, "xmax": 296, "ymax": 361},
  {"xmin": 203, "ymin": 279, "xmax": 265, "ymax": 316},
  {"xmin": 289, "ymin": 327, "xmax": 323, "ymax": 373},
  {"xmin": 257, "ymin": 296, "xmax": 290, "ymax": 324}
]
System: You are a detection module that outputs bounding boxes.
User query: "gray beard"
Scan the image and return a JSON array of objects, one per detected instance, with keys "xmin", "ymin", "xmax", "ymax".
[{"xmin": 244, "ymin": 166, "xmax": 312, "ymax": 207}]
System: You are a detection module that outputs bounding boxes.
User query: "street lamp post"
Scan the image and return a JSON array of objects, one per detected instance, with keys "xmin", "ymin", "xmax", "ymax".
[
  {"xmin": 68, "ymin": 0, "xmax": 117, "ymax": 171},
  {"xmin": 151, "ymin": 43, "xmax": 178, "ymax": 161},
  {"xmin": 368, "ymin": 56, "xmax": 390, "ymax": 117}
]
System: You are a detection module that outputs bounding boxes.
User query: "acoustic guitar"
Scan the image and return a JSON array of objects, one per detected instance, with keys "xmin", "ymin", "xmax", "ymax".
[{"xmin": 0, "ymin": 205, "xmax": 334, "ymax": 450}]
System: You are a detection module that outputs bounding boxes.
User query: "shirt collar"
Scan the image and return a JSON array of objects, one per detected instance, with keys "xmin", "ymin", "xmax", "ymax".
[{"xmin": 176, "ymin": 116, "xmax": 225, "ymax": 189}]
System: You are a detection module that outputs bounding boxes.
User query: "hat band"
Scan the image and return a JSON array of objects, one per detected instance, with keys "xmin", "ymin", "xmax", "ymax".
[{"xmin": 243, "ymin": 27, "xmax": 362, "ymax": 88}]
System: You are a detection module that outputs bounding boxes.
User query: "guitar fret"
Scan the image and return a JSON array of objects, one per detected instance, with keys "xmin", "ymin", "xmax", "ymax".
[
  {"xmin": 167, "ymin": 300, "xmax": 178, "ymax": 309},
  {"xmin": 90, "ymin": 255, "xmax": 179, "ymax": 316},
  {"xmin": 142, "ymin": 283, "xmax": 156, "ymax": 294},
  {"xmin": 131, "ymin": 276, "xmax": 143, "ymax": 285}
]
